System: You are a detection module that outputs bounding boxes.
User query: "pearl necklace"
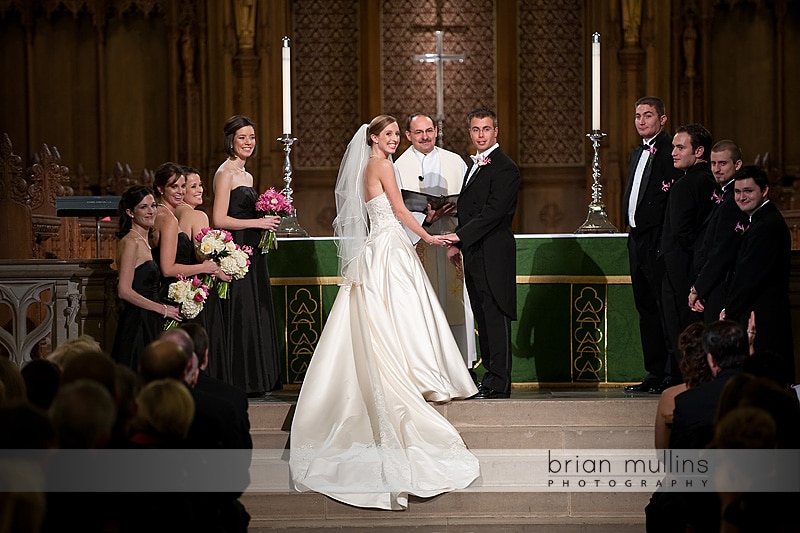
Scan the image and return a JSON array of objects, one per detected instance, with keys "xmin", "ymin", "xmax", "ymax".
[{"xmin": 131, "ymin": 227, "xmax": 151, "ymax": 250}]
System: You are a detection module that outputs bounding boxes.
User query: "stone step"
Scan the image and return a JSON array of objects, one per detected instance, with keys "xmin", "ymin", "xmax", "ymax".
[{"xmin": 242, "ymin": 391, "xmax": 657, "ymax": 530}]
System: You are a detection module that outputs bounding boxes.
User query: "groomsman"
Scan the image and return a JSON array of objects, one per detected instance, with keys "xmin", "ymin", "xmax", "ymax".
[
  {"xmin": 395, "ymin": 113, "xmax": 476, "ymax": 367},
  {"xmin": 623, "ymin": 97, "xmax": 682, "ymax": 394},
  {"xmin": 722, "ymin": 165, "xmax": 794, "ymax": 381},
  {"xmin": 443, "ymin": 108, "xmax": 520, "ymax": 399},
  {"xmin": 657, "ymin": 123, "xmax": 717, "ymax": 393},
  {"xmin": 688, "ymin": 140, "xmax": 745, "ymax": 322}
]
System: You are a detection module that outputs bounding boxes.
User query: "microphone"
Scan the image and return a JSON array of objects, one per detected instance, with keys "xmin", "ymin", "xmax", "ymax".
[{"xmin": 418, "ymin": 175, "xmax": 424, "ymax": 182}]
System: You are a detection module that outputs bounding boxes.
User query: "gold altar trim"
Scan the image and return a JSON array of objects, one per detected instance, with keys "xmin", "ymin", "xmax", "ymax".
[
  {"xmin": 516, "ymin": 275, "xmax": 631, "ymax": 284},
  {"xmin": 271, "ymin": 276, "xmax": 342, "ymax": 286}
]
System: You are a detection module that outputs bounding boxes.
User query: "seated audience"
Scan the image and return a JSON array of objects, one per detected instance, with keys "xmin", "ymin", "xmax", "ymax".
[
  {"xmin": 129, "ymin": 378, "xmax": 195, "ymax": 448},
  {"xmin": 47, "ymin": 334, "xmax": 104, "ymax": 370},
  {"xmin": 21, "ymin": 359, "xmax": 61, "ymax": 410}
]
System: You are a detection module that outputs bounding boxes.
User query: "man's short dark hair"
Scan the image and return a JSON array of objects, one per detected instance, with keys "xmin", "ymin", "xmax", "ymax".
[
  {"xmin": 179, "ymin": 323, "xmax": 209, "ymax": 359},
  {"xmin": 711, "ymin": 140, "xmax": 742, "ymax": 163},
  {"xmin": 405, "ymin": 113, "xmax": 435, "ymax": 133},
  {"xmin": 702, "ymin": 320, "xmax": 748, "ymax": 370},
  {"xmin": 734, "ymin": 165, "xmax": 769, "ymax": 191},
  {"xmin": 635, "ymin": 96, "xmax": 666, "ymax": 117},
  {"xmin": 468, "ymin": 107, "xmax": 497, "ymax": 128},
  {"xmin": 675, "ymin": 123, "xmax": 713, "ymax": 158}
]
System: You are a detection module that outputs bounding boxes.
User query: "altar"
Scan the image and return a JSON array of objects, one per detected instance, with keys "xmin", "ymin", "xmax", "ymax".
[{"xmin": 267, "ymin": 234, "xmax": 643, "ymax": 387}]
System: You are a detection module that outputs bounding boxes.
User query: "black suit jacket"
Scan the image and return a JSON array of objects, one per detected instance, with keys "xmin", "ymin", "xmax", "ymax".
[
  {"xmin": 196, "ymin": 371, "xmax": 253, "ymax": 450},
  {"xmin": 622, "ymin": 129, "xmax": 680, "ymax": 233},
  {"xmin": 692, "ymin": 182, "xmax": 748, "ymax": 317},
  {"xmin": 456, "ymin": 146, "xmax": 520, "ymax": 318},
  {"xmin": 659, "ymin": 161, "xmax": 717, "ymax": 293},
  {"xmin": 669, "ymin": 367, "xmax": 741, "ymax": 449},
  {"xmin": 724, "ymin": 201, "xmax": 794, "ymax": 360}
]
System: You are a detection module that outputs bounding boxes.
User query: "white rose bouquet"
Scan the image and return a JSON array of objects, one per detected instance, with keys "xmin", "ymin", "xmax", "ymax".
[
  {"xmin": 164, "ymin": 275, "xmax": 210, "ymax": 329},
  {"xmin": 194, "ymin": 227, "xmax": 252, "ymax": 298}
]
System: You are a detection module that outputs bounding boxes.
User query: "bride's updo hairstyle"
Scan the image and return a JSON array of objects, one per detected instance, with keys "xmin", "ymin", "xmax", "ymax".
[{"xmin": 366, "ymin": 115, "xmax": 397, "ymax": 146}]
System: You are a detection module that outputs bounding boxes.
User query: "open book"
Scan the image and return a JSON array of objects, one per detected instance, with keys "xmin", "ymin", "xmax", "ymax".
[{"xmin": 401, "ymin": 190, "xmax": 459, "ymax": 213}]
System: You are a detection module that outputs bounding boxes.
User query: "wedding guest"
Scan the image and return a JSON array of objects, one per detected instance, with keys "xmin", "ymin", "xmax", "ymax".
[
  {"xmin": 150, "ymin": 162, "xmax": 218, "ymax": 300},
  {"xmin": 21, "ymin": 359, "xmax": 61, "ymax": 410},
  {"xmin": 212, "ymin": 115, "xmax": 282, "ymax": 395},
  {"xmin": 175, "ymin": 166, "xmax": 230, "ymax": 382},
  {"xmin": 653, "ymin": 322, "xmax": 712, "ymax": 449},
  {"xmin": 110, "ymin": 185, "xmax": 181, "ymax": 370}
]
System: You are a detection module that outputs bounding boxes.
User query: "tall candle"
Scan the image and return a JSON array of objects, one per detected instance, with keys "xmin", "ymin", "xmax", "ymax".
[
  {"xmin": 282, "ymin": 36, "xmax": 292, "ymax": 134},
  {"xmin": 592, "ymin": 33, "xmax": 600, "ymax": 131}
]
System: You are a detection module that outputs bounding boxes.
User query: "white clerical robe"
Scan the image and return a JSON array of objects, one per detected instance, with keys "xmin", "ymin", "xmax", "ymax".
[{"xmin": 395, "ymin": 146, "xmax": 477, "ymax": 367}]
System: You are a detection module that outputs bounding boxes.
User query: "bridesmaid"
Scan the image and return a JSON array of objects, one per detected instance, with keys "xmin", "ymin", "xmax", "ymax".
[
  {"xmin": 111, "ymin": 185, "xmax": 182, "ymax": 369},
  {"xmin": 151, "ymin": 162, "xmax": 218, "ymax": 299},
  {"xmin": 174, "ymin": 165, "xmax": 230, "ymax": 382},
  {"xmin": 212, "ymin": 115, "xmax": 282, "ymax": 395}
]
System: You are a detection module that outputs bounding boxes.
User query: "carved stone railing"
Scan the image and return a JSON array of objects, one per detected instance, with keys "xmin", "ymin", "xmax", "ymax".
[{"xmin": 0, "ymin": 260, "xmax": 118, "ymax": 366}]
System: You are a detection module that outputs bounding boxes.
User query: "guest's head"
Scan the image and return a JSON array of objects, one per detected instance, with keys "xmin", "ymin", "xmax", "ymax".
[
  {"xmin": 678, "ymin": 322, "xmax": 713, "ymax": 388},
  {"xmin": 139, "ymin": 339, "xmax": 191, "ymax": 386},
  {"xmin": 0, "ymin": 356, "xmax": 27, "ymax": 406},
  {"xmin": 132, "ymin": 378, "xmax": 195, "ymax": 443},
  {"xmin": 734, "ymin": 165, "xmax": 770, "ymax": 216},
  {"xmin": 21, "ymin": 359, "xmax": 61, "ymax": 410},
  {"xmin": 702, "ymin": 320, "xmax": 748, "ymax": 375},
  {"xmin": 47, "ymin": 334, "xmax": 104, "ymax": 370},
  {"xmin": 114, "ymin": 363, "xmax": 139, "ymax": 441},
  {"xmin": 633, "ymin": 96, "xmax": 667, "ymax": 140},
  {"xmin": 180, "ymin": 165, "xmax": 204, "ymax": 208},
  {"xmin": 223, "ymin": 115, "xmax": 258, "ymax": 158},
  {"xmin": 179, "ymin": 323, "xmax": 209, "ymax": 372},
  {"xmin": 672, "ymin": 123, "xmax": 712, "ymax": 170},
  {"xmin": 468, "ymin": 107, "xmax": 499, "ymax": 153},
  {"xmin": 710, "ymin": 140, "xmax": 743, "ymax": 185},
  {"xmin": 50, "ymin": 379, "xmax": 117, "ymax": 449},
  {"xmin": 117, "ymin": 185, "xmax": 156, "ymax": 237},
  {"xmin": 743, "ymin": 350, "xmax": 793, "ymax": 390},
  {"xmin": 153, "ymin": 162, "xmax": 185, "ymax": 208},
  {"xmin": 61, "ymin": 351, "xmax": 118, "ymax": 401},
  {"xmin": 0, "ymin": 402, "xmax": 57, "ymax": 449},
  {"xmin": 159, "ymin": 329, "xmax": 198, "ymax": 387},
  {"xmin": 405, "ymin": 113, "xmax": 437, "ymax": 155}
]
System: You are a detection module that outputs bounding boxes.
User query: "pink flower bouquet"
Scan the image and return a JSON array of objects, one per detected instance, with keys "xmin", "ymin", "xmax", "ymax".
[
  {"xmin": 255, "ymin": 188, "xmax": 292, "ymax": 253},
  {"xmin": 194, "ymin": 227, "xmax": 252, "ymax": 298},
  {"xmin": 164, "ymin": 275, "xmax": 209, "ymax": 329}
]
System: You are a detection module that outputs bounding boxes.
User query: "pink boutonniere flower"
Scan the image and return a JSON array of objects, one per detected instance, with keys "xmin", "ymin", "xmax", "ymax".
[
  {"xmin": 711, "ymin": 190, "xmax": 723, "ymax": 204},
  {"xmin": 646, "ymin": 145, "xmax": 657, "ymax": 163},
  {"xmin": 661, "ymin": 178, "xmax": 675, "ymax": 192},
  {"xmin": 477, "ymin": 157, "xmax": 491, "ymax": 167},
  {"xmin": 734, "ymin": 221, "xmax": 750, "ymax": 234}
]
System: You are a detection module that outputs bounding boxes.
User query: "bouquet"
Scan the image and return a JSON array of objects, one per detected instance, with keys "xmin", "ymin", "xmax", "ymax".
[
  {"xmin": 255, "ymin": 188, "xmax": 292, "ymax": 253},
  {"xmin": 164, "ymin": 275, "xmax": 209, "ymax": 330},
  {"xmin": 195, "ymin": 228, "xmax": 253, "ymax": 298}
]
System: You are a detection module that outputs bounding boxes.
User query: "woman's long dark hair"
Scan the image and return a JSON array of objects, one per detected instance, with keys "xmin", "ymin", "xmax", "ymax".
[
  {"xmin": 117, "ymin": 185, "xmax": 154, "ymax": 238},
  {"xmin": 152, "ymin": 162, "xmax": 184, "ymax": 201}
]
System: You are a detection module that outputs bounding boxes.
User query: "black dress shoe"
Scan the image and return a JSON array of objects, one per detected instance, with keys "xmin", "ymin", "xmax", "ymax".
[
  {"xmin": 471, "ymin": 386, "xmax": 510, "ymax": 399},
  {"xmin": 649, "ymin": 376, "xmax": 682, "ymax": 394},
  {"xmin": 624, "ymin": 376, "xmax": 662, "ymax": 393}
]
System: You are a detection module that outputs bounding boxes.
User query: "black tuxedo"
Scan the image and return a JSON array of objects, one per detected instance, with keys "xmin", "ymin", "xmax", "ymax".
[
  {"xmin": 456, "ymin": 146, "xmax": 520, "ymax": 394},
  {"xmin": 622, "ymin": 130, "xmax": 681, "ymax": 378},
  {"xmin": 659, "ymin": 161, "xmax": 717, "ymax": 378},
  {"xmin": 691, "ymin": 181, "xmax": 748, "ymax": 322},
  {"xmin": 724, "ymin": 201, "xmax": 794, "ymax": 379}
]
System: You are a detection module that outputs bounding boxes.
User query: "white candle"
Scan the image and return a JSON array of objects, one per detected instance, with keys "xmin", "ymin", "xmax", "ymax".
[
  {"xmin": 592, "ymin": 33, "xmax": 600, "ymax": 131},
  {"xmin": 282, "ymin": 36, "xmax": 292, "ymax": 134}
]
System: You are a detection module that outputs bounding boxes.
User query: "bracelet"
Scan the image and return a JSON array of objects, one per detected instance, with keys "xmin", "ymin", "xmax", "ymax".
[{"xmin": 162, "ymin": 304, "xmax": 167, "ymax": 318}]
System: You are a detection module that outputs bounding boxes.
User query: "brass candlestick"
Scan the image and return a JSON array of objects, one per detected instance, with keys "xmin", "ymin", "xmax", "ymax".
[{"xmin": 576, "ymin": 130, "xmax": 618, "ymax": 234}]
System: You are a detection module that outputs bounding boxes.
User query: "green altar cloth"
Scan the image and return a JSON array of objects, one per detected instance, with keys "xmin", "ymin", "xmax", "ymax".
[{"xmin": 268, "ymin": 234, "xmax": 644, "ymax": 386}]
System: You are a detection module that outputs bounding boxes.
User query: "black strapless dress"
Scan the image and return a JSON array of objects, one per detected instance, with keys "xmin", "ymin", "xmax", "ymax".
[
  {"xmin": 111, "ymin": 260, "xmax": 163, "ymax": 370},
  {"xmin": 153, "ymin": 232, "xmax": 196, "ymax": 300},
  {"xmin": 221, "ymin": 186, "xmax": 281, "ymax": 393}
]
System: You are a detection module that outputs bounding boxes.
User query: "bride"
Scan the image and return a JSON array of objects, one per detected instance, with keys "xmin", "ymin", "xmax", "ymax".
[{"xmin": 289, "ymin": 115, "xmax": 480, "ymax": 510}]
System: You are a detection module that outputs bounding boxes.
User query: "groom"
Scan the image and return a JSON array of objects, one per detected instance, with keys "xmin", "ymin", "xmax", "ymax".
[{"xmin": 443, "ymin": 108, "xmax": 520, "ymax": 399}]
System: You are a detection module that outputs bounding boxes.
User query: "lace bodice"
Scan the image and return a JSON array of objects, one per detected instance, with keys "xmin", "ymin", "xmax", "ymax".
[{"xmin": 366, "ymin": 193, "xmax": 400, "ymax": 235}]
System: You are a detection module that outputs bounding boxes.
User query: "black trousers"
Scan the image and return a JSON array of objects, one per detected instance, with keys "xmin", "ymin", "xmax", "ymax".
[{"xmin": 627, "ymin": 230, "xmax": 670, "ymax": 377}]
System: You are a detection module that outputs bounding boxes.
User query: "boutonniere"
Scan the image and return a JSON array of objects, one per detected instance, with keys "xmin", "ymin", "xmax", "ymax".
[
  {"xmin": 471, "ymin": 154, "xmax": 491, "ymax": 173},
  {"xmin": 734, "ymin": 221, "xmax": 750, "ymax": 234},
  {"xmin": 646, "ymin": 145, "xmax": 657, "ymax": 163},
  {"xmin": 711, "ymin": 190, "xmax": 723, "ymax": 204},
  {"xmin": 661, "ymin": 178, "xmax": 674, "ymax": 192}
]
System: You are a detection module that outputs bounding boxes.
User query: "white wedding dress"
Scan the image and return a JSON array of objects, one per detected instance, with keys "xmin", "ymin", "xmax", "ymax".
[{"xmin": 289, "ymin": 192, "xmax": 479, "ymax": 510}]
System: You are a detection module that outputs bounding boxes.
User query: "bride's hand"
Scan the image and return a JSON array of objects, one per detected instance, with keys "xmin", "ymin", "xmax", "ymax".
[{"xmin": 426, "ymin": 234, "xmax": 447, "ymax": 247}]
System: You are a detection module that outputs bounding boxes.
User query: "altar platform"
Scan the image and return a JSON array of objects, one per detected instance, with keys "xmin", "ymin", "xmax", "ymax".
[
  {"xmin": 243, "ymin": 387, "xmax": 656, "ymax": 532},
  {"xmin": 268, "ymin": 233, "xmax": 646, "ymax": 388}
]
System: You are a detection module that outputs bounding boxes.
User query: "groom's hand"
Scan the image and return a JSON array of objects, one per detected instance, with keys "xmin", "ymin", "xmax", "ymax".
[{"xmin": 447, "ymin": 245, "xmax": 461, "ymax": 266}]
